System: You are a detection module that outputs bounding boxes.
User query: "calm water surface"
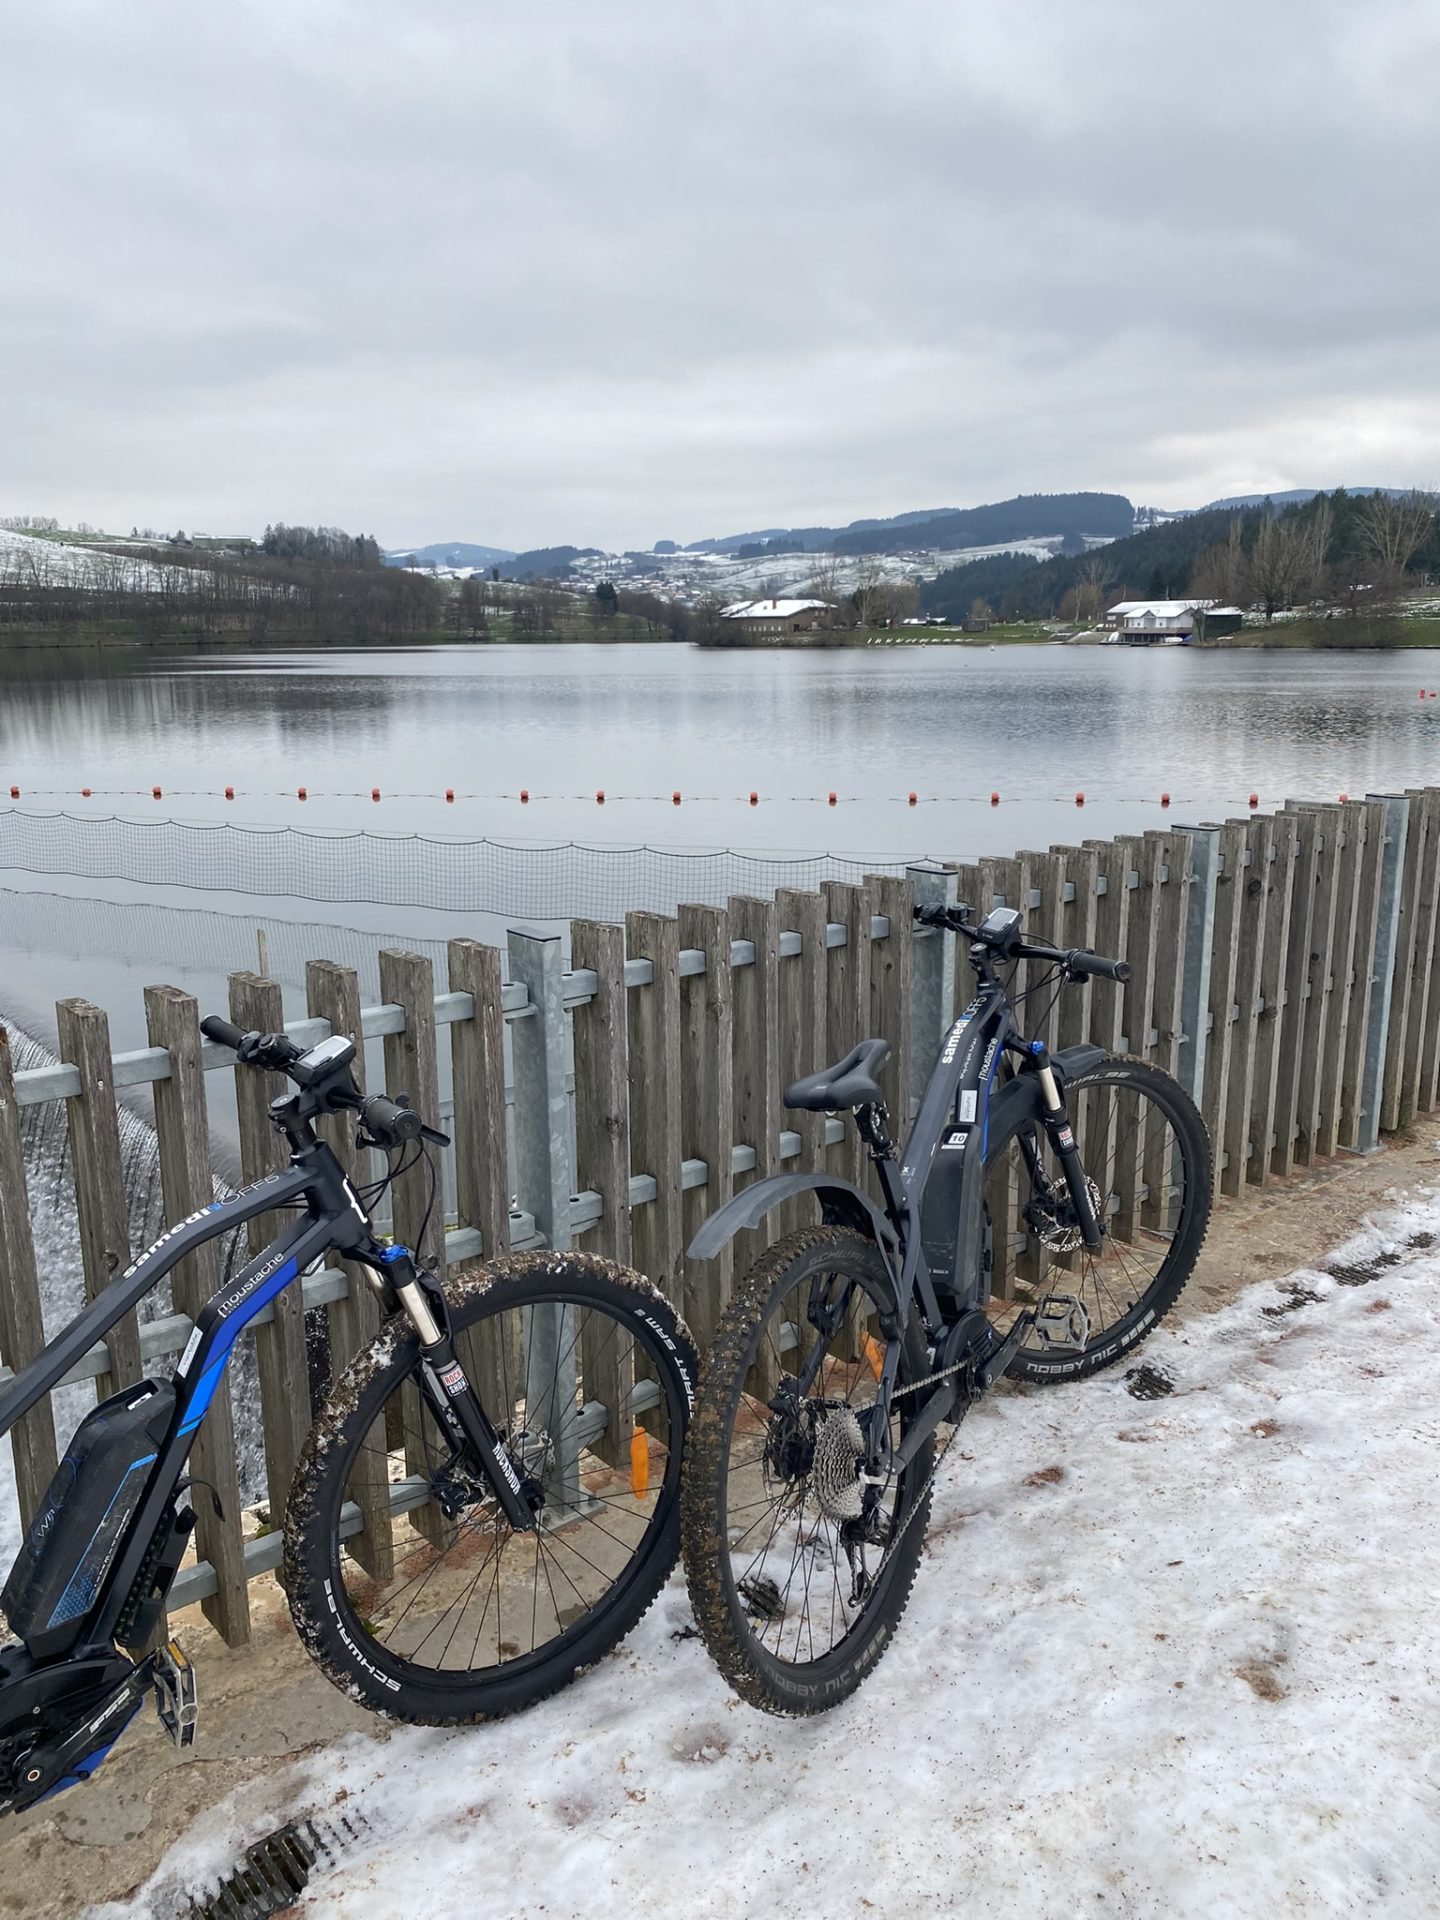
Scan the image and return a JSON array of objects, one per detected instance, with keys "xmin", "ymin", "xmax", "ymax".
[{"xmin": 1, "ymin": 640, "xmax": 1438, "ymax": 1048}]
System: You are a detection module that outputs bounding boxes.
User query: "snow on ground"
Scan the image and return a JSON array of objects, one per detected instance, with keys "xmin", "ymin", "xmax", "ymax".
[
  {"xmin": 0, "ymin": 527, "xmax": 172, "ymax": 589},
  {"xmin": 105, "ymin": 1189, "xmax": 1440, "ymax": 1920}
]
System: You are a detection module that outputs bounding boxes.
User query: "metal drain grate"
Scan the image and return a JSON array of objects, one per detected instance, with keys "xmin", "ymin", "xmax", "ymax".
[{"xmin": 188, "ymin": 1812, "xmax": 368, "ymax": 1919}]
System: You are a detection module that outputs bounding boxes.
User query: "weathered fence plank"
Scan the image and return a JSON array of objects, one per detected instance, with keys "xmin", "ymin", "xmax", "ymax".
[
  {"xmin": 1219, "ymin": 816, "xmax": 1271, "ymax": 1199},
  {"xmin": 1339, "ymin": 799, "xmax": 1386, "ymax": 1151},
  {"xmin": 678, "ymin": 903, "xmax": 734, "ymax": 1353},
  {"xmin": 776, "ymin": 887, "xmax": 827, "ymax": 1236},
  {"xmin": 1146, "ymin": 832, "xmax": 1190, "ymax": 1078},
  {"xmin": 1382, "ymin": 787, "xmax": 1436, "ymax": 1128},
  {"xmin": 0, "ymin": 1026, "xmax": 58, "ymax": 1527},
  {"xmin": 1315, "ymin": 803, "xmax": 1367, "ymax": 1159},
  {"xmin": 1201, "ymin": 821, "xmax": 1247, "ymax": 1192},
  {"xmin": 823, "ymin": 882, "xmax": 871, "ymax": 1194},
  {"xmin": 380, "ymin": 950, "xmax": 449, "ymax": 1548},
  {"xmin": 626, "ymin": 911, "xmax": 684, "ymax": 1314},
  {"xmin": 144, "ymin": 985, "xmax": 250, "ymax": 1646},
  {"xmin": 447, "ymin": 937, "xmax": 511, "ymax": 1265},
  {"xmin": 730, "ymin": 894, "xmax": 780, "ymax": 1395},
  {"xmin": 304, "ymin": 959, "xmax": 391, "ymax": 1579},
  {"xmin": 1271, "ymin": 808, "xmax": 1321, "ymax": 1177},
  {"xmin": 227, "ymin": 971, "xmax": 311, "ymax": 1523},
  {"xmin": 55, "ymin": 997, "xmax": 143, "ymax": 1398},
  {"xmin": 868, "ymin": 874, "xmax": 913, "ymax": 1121},
  {"xmin": 1248, "ymin": 812, "xmax": 1298, "ymax": 1185},
  {"xmin": 1397, "ymin": 794, "xmax": 1440, "ymax": 1121},
  {"xmin": 568, "ymin": 920, "xmax": 632, "ymax": 1461}
]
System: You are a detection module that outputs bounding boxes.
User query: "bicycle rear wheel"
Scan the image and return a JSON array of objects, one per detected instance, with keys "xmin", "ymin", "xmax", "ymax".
[
  {"xmin": 982, "ymin": 1055, "xmax": 1211, "ymax": 1381},
  {"xmin": 285, "ymin": 1251, "xmax": 695, "ymax": 1723},
  {"xmin": 682, "ymin": 1227, "xmax": 933, "ymax": 1716}
]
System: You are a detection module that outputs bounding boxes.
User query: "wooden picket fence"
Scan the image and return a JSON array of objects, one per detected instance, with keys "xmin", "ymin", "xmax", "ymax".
[{"xmin": 1, "ymin": 785, "xmax": 1438, "ymax": 1645}]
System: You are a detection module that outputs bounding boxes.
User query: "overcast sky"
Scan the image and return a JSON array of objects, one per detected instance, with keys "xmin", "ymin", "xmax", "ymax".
[{"xmin": 4, "ymin": 0, "xmax": 1438, "ymax": 552}]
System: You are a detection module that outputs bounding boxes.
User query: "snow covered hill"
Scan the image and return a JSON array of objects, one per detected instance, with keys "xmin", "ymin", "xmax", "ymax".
[
  {"xmin": 110, "ymin": 1183, "xmax": 1440, "ymax": 1920},
  {"xmin": 0, "ymin": 527, "xmax": 173, "ymax": 591}
]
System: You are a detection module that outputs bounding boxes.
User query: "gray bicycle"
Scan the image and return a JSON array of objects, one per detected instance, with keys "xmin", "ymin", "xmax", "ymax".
[{"xmin": 681, "ymin": 901, "xmax": 1211, "ymax": 1714}]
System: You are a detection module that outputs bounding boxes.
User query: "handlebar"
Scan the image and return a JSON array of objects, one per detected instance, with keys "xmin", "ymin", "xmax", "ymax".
[
  {"xmin": 912, "ymin": 903, "xmax": 1130, "ymax": 984},
  {"xmin": 199, "ymin": 1017, "xmax": 450, "ymax": 1149}
]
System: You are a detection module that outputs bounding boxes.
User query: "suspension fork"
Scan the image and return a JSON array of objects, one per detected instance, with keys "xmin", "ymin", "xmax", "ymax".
[
  {"xmin": 1022, "ymin": 1042, "xmax": 1104, "ymax": 1251},
  {"xmin": 371, "ymin": 1245, "xmax": 539, "ymax": 1532}
]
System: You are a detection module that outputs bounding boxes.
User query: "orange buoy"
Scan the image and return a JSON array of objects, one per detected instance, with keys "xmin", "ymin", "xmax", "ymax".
[
  {"xmin": 297, "ymin": 786, "xmax": 307, "ymax": 800},
  {"xmin": 673, "ymin": 790, "xmax": 681, "ymax": 805},
  {"xmin": 749, "ymin": 790, "xmax": 758, "ymax": 805},
  {"xmin": 990, "ymin": 790, "xmax": 1000, "ymax": 806},
  {"xmin": 1248, "ymin": 792, "xmax": 1259, "ymax": 808},
  {"xmin": 224, "ymin": 785, "xmax": 234, "ymax": 800},
  {"xmin": 444, "ymin": 788, "xmax": 454, "ymax": 803},
  {"xmin": 1075, "ymin": 790, "xmax": 1085, "ymax": 806},
  {"xmin": 7, "ymin": 786, "xmax": 17, "ymax": 799},
  {"xmin": 371, "ymin": 787, "xmax": 381, "ymax": 802},
  {"xmin": 596, "ymin": 789, "xmax": 605, "ymax": 803},
  {"xmin": 152, "ymin": 786, "xmax": 162, "ymax": 799},
  {"xmin": 629, "ymin": 1426, "xmax": 650, "ymax": 1499},
  {"xmin": 520, "ymin": 788, "xmax": 529, "ymax": 803},
  {"xmin": 828, "ymin": 791, "xmax": 837, "ymax": 806},
  {"xmin": 1160, "ymin": 791, "xmax": 1171, "ymax": 807},
  {"xmin": 1338, "ymin": 791, "xmax": 1349, "ymax": 803},
  {"xmin": 81, "ymin": 786, "xmax": 91, "ymax": 797},
  {"xmin": 908, "ymin": 791, "xmax": 918, "ymax": 806}
]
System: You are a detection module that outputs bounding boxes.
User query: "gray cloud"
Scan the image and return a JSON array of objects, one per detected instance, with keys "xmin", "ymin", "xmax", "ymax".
[{"xmin": 4, "ymin": 0, "xmax": 1438, "ymax": 548}]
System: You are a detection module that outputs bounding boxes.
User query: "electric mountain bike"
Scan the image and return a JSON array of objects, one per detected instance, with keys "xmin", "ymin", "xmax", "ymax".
[
  {"xmin": 681, "ymin": 900, "xmax": 1210, "ymax": 1714},
  {"xmin": 0, "ymin": 1018, "xmax": 695, "ymax": 1813}
]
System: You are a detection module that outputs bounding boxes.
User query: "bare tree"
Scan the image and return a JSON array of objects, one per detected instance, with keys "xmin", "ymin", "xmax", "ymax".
[
  {"xmin": 804, "ymin": 552, "xmax": 843, "ymax": 607},
  {"xmin": 1190, "ymin": 517, "xmax": 1248, "ymax": 605},
  {"xmin": 1359, "ymin": 489, "xmax": 1436, "ymax": 599},
  {"xmin": 1245, "ymin": 514, "xmax": 1320, "ymax": 620}
]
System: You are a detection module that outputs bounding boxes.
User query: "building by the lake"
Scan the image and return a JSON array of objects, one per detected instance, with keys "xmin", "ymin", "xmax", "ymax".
[
  {"xmin": 1101, "ymin": 599, "xmax": 1244, "ymax": 644},
  {"xmin": 718, "ymin": 597, "xmax": 831, "ymax": 641}
]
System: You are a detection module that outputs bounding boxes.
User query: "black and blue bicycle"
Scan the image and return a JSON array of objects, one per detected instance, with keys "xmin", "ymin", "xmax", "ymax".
[
  {"xmin": 0, "ymin": 1019, "xmax": 695, "ymax": 1813},
  {"xmin": 681, "ymin": 901, "xmax": 1210, "ymax": 1714}
]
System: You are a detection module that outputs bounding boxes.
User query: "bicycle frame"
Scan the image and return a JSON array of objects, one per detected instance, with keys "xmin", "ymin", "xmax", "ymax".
[
  {"xmin": 0, "ymin": 1133, "xmax": 530, "ymax": 1669},
  {"xmin": 692, "ymin": 970, "xmax": 1108, "ymax": 1346}
]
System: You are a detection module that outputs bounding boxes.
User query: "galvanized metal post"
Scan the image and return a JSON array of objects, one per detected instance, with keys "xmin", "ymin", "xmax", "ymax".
[
  {"xmin": 907, "ymin": 865, "xmax": 957, "ymax": 1123},
  {"xmin": 506, "ymin": 926, "xmax": 582, "ymax": 1512},
  {"xmin": 1356, "ymin": 792, "xmax": 1410, "ymax": 1154},
  {"xmin": 1176, "ymin": 825, "xmax": 1220, "ymax": 1108},
  {"xmin": 506, "ymin": 926, "xmax": 573, "ymax": 1250}
]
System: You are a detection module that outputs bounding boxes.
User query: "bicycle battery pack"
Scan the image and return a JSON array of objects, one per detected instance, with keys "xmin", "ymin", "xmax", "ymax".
[
  {"xmin": 919, "ymin": 1125, "xmax": 969, "ymax": 1298},
  {"xmin": 2, "ymin": 1379, "xmax": 175, "ymax": 1658}
]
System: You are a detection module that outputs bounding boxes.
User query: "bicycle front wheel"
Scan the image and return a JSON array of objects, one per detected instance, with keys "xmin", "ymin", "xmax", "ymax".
[
  {"xmin": 983, "ymin": 1055, "xmax": 1211, "ymax": 1382},
  {"xmin": 284, "ymin": 1251, "xmax": 696, "ymax": 1723}
]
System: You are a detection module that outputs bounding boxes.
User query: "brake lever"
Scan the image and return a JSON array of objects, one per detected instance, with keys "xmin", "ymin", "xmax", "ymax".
[{"xmin": 421, "ymin": 1124, "xmax": 451, "ymax": 1147}]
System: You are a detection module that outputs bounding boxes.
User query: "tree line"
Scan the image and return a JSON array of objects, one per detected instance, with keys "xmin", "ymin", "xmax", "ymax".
[
  {"xmin": 921, "ymin": 489, "xmax": 1440, "ymax": 625},
  {"xmin": 0, "ymin": 531, "xmax": 443, "ymax": 644}
]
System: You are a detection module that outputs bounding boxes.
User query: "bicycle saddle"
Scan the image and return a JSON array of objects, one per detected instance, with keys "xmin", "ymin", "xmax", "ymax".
[{"xmin": 783, "ymin": 1037, "xmax": 891, "ymax": 1112}]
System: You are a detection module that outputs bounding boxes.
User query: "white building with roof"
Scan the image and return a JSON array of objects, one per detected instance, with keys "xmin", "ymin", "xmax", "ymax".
[
  {"xmin": 1101, "ymin": 599, "xmax": 1243, "ymax": 644},
  {"xmin": 718, "ymin": 597, "xmax": 832, "ymax": 638}
]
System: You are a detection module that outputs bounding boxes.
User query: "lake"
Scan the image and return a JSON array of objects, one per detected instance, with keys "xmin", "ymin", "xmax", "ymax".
[{"xmin": 2, "ymin": 639, "xmax": 1438, "ymax": 1053}]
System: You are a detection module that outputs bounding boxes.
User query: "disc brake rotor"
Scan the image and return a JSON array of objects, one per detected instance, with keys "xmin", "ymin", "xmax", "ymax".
[{"xmin": 1028, "ymin": 1175, "xmax": 1103, "ymax": 1254}]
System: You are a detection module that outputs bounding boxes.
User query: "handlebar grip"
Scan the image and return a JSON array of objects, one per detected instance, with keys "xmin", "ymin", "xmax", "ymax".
[
  {"xmin": 361, "ymin": 1094, "xmax": 423, "ymax": 1149},
  {"xmin": 200, "ymin": 1016, "xmax": 247, "ymax": 1050},
  {"xmin": 1068, "ymin": 951, "xmax": 1131, "ymax": 984}
]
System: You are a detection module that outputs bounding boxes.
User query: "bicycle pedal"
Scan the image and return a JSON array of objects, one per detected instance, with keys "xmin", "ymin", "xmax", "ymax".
[
  {"xmin": 1032, "ymin": 1294, "xmax": 1092, "ymax": 1353},
  {"xmin": 152, "ymin": 1639, "xmax": 198, "ymax": 1749}
]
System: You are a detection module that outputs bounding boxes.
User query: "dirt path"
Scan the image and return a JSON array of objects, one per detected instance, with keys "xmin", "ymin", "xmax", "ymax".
[{"xmin": 5, "ymin": 1125, "xmax": 1436, "ymax": 1918}]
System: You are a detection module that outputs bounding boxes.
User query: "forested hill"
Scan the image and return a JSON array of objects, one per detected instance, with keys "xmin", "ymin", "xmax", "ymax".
[
  {"xmin": 687, "ymin": 492, "xmax": 1134, "ymax": 557},
  {"xmin": 920, "ymin": 488, "xmax": 1440, "ymax": 622},
  {"xmin": 922, "ymin": 509, "xmax": 1238, "ymax": 619},
  {"xmin": 833, "ymin": 492, "xmax": 1133, "ymax": 556}
]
